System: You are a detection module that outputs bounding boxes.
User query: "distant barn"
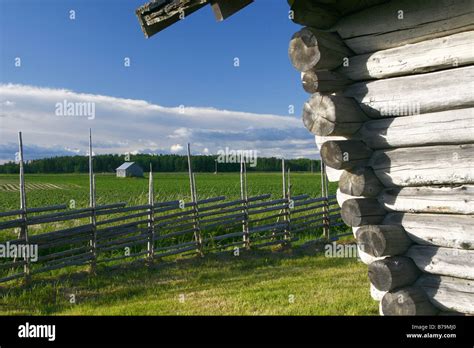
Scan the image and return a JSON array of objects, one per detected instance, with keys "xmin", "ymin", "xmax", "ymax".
[{"xmin": 116, "ymin": 162, "xmax": 144, "ymax": 178}]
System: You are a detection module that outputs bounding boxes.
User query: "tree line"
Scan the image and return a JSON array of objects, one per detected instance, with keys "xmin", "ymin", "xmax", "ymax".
[{"xmin": 0, "ymin": 154, "xmax": 321, "ymax": 174}]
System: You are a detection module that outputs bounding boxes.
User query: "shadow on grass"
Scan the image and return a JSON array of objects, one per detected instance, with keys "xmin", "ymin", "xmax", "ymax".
[{"xmin": 0, "ymin": 239, "xmax": 362, "ymax": 315}]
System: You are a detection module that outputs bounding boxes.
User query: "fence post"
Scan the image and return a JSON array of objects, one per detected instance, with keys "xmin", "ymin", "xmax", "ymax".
[
  {"xmin": 285, "ymin": 168, "xmax": 292, "ymax": 243},
  {"xmin": 187, "ymin": 144, "xmax": 203, "ymax": 257},
  {"xmin": 18, "ymin": 132, "xmax": 30, "ymax": 284},
  {"xmin": 321, "ymin": 161, "xmax": 330, "ymax": 239},
  {"xmin": 240, "ymin": 156, "xmax": 250, "ymax": 249},
  {"xmin": 147, "ymin": 164, "xmax": 155, "ymax": 264},
  {"xmin": 88, "ymin": 129, "xmax": 97, "ymax": 273}
]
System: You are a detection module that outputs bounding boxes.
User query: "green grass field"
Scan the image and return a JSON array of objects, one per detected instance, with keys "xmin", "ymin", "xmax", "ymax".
[
  {"xmin": 0, "ymin": 173, "xmax": 377, "ymax": 316},
  {"xmin": 0, "ymin": 172, "xmax": 338, "ymax": 211}
]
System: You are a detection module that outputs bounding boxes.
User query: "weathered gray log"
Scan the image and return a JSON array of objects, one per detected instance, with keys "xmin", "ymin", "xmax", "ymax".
[
  {"xmin": 381, "ymin": 286, "xmax": 439, "ymax": 315},
  {"xmin": 339, "ymin": 167, "xmax": 383, "ymax": 197},
  {"xmin": 383, "ymin": 213, "xmax": 474, "ymax": 250},
  {"xmin": 210, "ymin": 0, "xmax": 254, "ymax": 21},
  {"xmin": 356, "ymin": 108, "xmax": 474, "ymax": 149},
  {"xmin": 337, "ymin": 31, "xmax": 474, "ymax": 80},
  {"xmin": 303, "ymin": 94, "xmax": 368, "ymax": 136},
  {"xmin": 335, "ymin": 0, "xmax": 474, "ymax": 54},
  {"xmin": 341, "ymin": 198, "xmax": 386, "ymax": 227},
  {"xmin": 416, "ymin": 275, "xmax": 474, "ymax": 315},
  {"xmin": 320, "ymin": 140, "xmax": 372, "ymax": 170},
  {"xmin": 301, "ymin": 69, "xmax": 352, "ymax": 93},
  {"xmin": 380, "ymin": 186, "xmax": 474, "ymax": 215},
  {"xmin": 370, "ymin": 144, "xmax": 474, "ymax": 187},
  {"xmin": 356, "ymin": 225, "xmax": 412, "ymax": 257},
  {"xmin": 315, "ymin": 135, "xmax": 347, "ymax": 181},
  {"xmin": 406, "ymin": 245, "xmax": 474, "ymax": 280},
  {"xmin": 289, "ymin": 27, "xmax": 353, "ymax": 72},
  {"xmin": 289, "ymin": 0, "xmax": 388, "ymax": 18},
  {"xmin": 288, "ymin": 0, "xmax": 340, "ymax": 29},
  {"xmin": 343, "ymin": 66, "xmax": 474, "ymax": 118},
  {"xmin": 328, "ymin": 0, "xmax": 388, "ymax": 15},
  {"xmin": 368, "ymin": 256, "xmax": 420, "ymax": 291}
]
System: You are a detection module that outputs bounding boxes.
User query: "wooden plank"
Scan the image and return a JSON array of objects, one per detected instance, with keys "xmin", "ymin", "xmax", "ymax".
[
  {"xmin": 379, "ymin": 185, "xmax": 474, "ymax": 215},
  {"xmin": 211, "ymin": 0, "xmax": 253, "ymax": 21},
  {"xmin": 335, "ymin": 0, "xmax": 474, "ymax": 54},
  {"xmin": 289, "ymin": 0, "xmax": 340, "ymax": 29},
  {"xmin": 198, "ymin": 205, "xmax": 242, "ymax": 218},
  {"xmin": 204, "ymin": 231, "xmax": 245, "ymax": 243},
  {"xmin": 356, "ymin": 108, "xmax": 474, "ymax": 149},
  {"xmin": 416, "ymin": 275, "xmax": 474, "ymax": 315},
  {"xmin": 154, "ymin": 241, "xmax": 197, "ymax": 252},
  {"xmin": 370, "ymin": 144, "xmax": 474, "ymax": 187},
  {"xmin": 36, "ymin": 246, "xmax": 89, "ymax": 263},
  {"xmin": 247, "ymin": 194, "xmax": 272, "ymax": 202},
  {"xmin": 135, "ymin": 0, "xmax": 208, "ymax": 38},
  {"xmin": 199, "ymin": 212, "xmax": 245, "ymax": 225},
  {"xmin": 406, "ymin": 245, "xmax": 474, "ymax": 280},
  {"xmin": 96, "ymin": 211, "xmax": 150, "ymax": 226},
  {"xmin": 196, "ymin": 196, "xmax": 226, "ymax": 205},
  {"xmin": 383, "ymin": 213, "xmax": 474, "ymax": 250},
  {"xmin": 247, "ymin": 198, "xmax": 287, "ymax": 209},
  {"xmin": 247, "ymin": 205, "xmax": 287, "ymax": 215},
  {"xmin": 198, "ymin": 199, "xmax": 244, "ymax": 212},
  {"xmin": 343, "ymin": 66, "xmax": 474, "ymax": 118},
  {"xmin": 290, "ymin": 202, "xmax": 325, "ymax": 215},
  {"xmin": 338, "ymin": 31, "xmax": 474, "ymax": 80}
]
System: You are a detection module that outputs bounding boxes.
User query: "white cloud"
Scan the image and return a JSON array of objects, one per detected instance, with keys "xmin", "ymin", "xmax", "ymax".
[
  {"xmin": 0, "ymin": 83, "xmax": 319, "ymax": 162},
  {"xmin": 170, "ymin": 144, "xmax": 184, "ymax": 153}
]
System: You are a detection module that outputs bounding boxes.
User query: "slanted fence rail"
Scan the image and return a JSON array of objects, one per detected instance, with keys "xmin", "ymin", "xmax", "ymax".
[{"xmin": 0, "ymin": 132, "xmax": 348, "ymax": 284}]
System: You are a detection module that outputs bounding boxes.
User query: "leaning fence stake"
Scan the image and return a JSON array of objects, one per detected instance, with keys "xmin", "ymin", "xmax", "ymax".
[
  {"xmin": 187, "ymin": 144, "xmax": 203, "ymax": 257},
  {"xmin": 240, "ymin": 156, "xmax": 250, "ymax": 249},
  {"xmin": 88, "ymin": 129, "xmax": 97, "ymax": 273},
  {"xmin": 321, "ymin": 162, "xmax": 330, "ymax": 239},
  {"xmin": 285, "ymin": 168, "xmax": 292, "ymax": 243},
  {"xmin": 18, "ymin": 132, "xmax": 30, "ymax": 284},
  {"xmin": 147, "ymin": 163, "xmax": 155, "ymax": 263}
]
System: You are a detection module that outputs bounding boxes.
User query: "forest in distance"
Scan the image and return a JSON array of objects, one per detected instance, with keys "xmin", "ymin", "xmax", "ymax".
[{"xmin": 0, "ymin": 153, "xmax": 321, "ymax": 174}]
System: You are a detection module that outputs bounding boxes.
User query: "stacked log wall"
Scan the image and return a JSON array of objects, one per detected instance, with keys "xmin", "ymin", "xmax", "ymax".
[{"xmin": 288, "ymin": 0, "xmax": 474, "ymax": 315}]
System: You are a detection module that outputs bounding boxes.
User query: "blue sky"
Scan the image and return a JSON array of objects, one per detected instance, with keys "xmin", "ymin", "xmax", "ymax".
[{"xmin": 0, "ymin": 0, "xmax": 317, "ymax": 162}]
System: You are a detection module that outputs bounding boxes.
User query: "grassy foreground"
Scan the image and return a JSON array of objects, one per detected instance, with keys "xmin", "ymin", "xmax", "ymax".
[
  {"xmin": 0, "ymin": 172, "xmax": 375, "ymax": 315},
  {"xmin": 0, "ymin": 242, "xmax": 377, "ymax": 316}
]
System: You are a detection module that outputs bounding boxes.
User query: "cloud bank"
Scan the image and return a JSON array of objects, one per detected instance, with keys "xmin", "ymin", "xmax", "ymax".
[{"xmin": 0, "ymin": 84, "xmax": 318, "ymax": 163}]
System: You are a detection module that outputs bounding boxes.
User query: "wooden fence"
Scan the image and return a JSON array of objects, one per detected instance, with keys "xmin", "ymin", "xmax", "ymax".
[{"xmin": 0, "ymin": 132, "xmax": 348, "ymax": 284}]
